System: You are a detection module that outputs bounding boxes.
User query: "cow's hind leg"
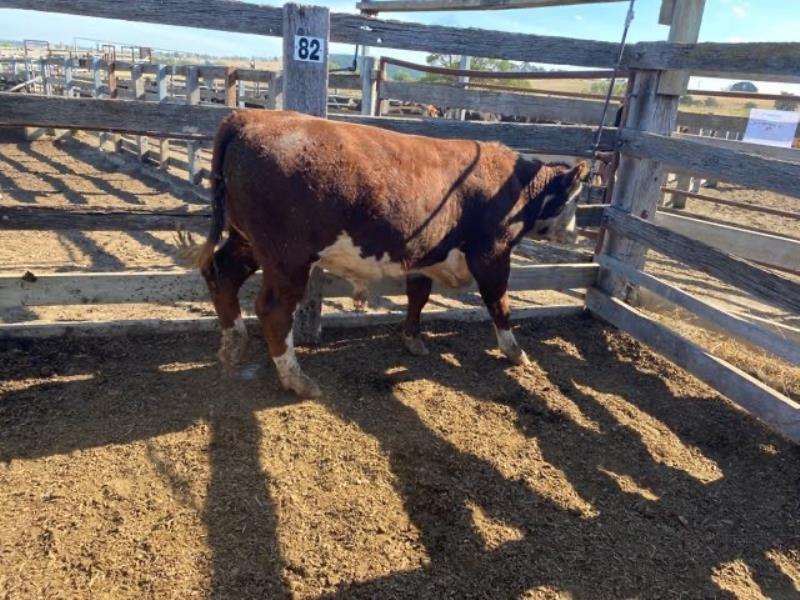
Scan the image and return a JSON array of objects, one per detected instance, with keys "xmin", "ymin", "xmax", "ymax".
[
  {"xmin": 402, "ymin": 275, "xmax": 433, "ymax": 356},
  {"xmin": 202, "ymin": 230, "xmax": 258, "ymax": 370},
  {"xmin": 467, "ymin": 252, "xmax": 529, "ymax": 366},
  {"xmin": 255, "ymin": 268, "xmax": 321, "ymax": 398}
]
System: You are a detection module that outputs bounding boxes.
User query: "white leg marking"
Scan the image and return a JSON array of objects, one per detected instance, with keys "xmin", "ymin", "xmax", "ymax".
[
  {"xmin": 494, "ymin": 325, "xmax": 530, "ymax": 366},
  {"xmin": 402, "ymin": 332, "xmax": 430, "ymax": 356},
  {"xmin": 218, "ymin": 316, "xmax": 248, "ymax": 369},
  {"xmin": 272, "ymin": 329, "xmax": 322, "ymax": 398},
  {"xmin": 352, "ymin": 281, "xmax": 368, "ymax": 312}
]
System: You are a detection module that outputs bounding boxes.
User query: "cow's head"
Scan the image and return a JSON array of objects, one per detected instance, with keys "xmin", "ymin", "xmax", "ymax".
[{"xmin": 525, "ymin": 161, "xmax": 588, "ymax": 244}]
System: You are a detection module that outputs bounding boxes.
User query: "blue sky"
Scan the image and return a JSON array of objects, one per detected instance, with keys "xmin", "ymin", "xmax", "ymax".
[{"xmin": 3, "ymin": 0, "xmax": 798, "ymax": 92}]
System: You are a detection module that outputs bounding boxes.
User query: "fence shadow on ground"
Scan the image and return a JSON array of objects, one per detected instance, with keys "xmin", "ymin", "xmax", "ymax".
[
  {"xmin": 1, "ymin": 317, "xmax": 798, "ymax": 598},
  {"xmin": 20, "ymin": 143, "xmax": 146, "ymax": 206},
  {"xmin": 0, "ymin": 144, "xmax": 88, "ymax": 205}
]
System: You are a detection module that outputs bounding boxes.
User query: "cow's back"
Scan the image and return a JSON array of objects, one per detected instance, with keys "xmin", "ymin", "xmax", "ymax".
[{"xmin": 217, "ymin": 110, "xmax": 521, "ymax": 276}]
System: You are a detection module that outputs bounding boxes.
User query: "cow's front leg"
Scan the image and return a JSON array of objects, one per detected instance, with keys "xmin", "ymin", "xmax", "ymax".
[
  {"xmin": 255, "ymin": 270, "xmax": 322, "ymax": 398},
  {"xmin": 402, "ymin": 275, "xmax": 433, "ymax": 356},
  {"xmin": 468, "ymin": 252, "xmax": 529, "ymax": 366},
  {"xmin": 351, "ymin": 280, "xmax": 368, "ymax": 313}
]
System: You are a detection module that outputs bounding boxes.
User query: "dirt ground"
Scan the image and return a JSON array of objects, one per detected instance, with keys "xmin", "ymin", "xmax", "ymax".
[
  {"xmin": 1, "ymin": 136, "xmax": 799, "ymax": 598},
  {"xmin": 2, "ymin": 317, "xmax": 799, "ymax": 599}
]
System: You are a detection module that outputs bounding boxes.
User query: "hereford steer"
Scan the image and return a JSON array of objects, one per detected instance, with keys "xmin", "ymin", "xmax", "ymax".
[{"xmin": 181, "ymin": 110, "xmax": 586, "ymax": 398}]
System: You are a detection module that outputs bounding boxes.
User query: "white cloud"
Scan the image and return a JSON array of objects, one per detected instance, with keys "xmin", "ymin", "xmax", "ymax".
[{"xmin": 575, "ymin": 15, "xmax": 584, "ymax": 21}]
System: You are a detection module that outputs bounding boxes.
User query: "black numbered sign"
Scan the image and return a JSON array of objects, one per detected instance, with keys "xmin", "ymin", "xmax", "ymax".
[{"xmin": 294, "ymin": 35, "xmax": 324, "ymax": 63}]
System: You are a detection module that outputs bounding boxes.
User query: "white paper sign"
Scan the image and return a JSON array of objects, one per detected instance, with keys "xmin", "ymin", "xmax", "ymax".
[
  {"xmin": 293, "ymin": 35, "xmax": 324, "ymax": 63},
  {"xmin": 743, "ymin": 108, "xmax": 799, "ymax": 148}
]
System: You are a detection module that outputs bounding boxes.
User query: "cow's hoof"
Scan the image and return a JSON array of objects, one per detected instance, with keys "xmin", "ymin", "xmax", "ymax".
[
  {"xmin": 505, "ymin": 347, "xmax": 530, "ymax": 366},
  {"xmin": 218, "ymin": 321, "xmax": 248, "ymax": 370},
  {"xmin": 402, "ymin": 333, "xmax": 430, "ymax": 356},
  {"xmin": 281, "ymin": 373, "xmax": 323, "ymax": 399},
  {"xmin": 352, "ymin": 286, "xmax": 368, "ymax": 313}
]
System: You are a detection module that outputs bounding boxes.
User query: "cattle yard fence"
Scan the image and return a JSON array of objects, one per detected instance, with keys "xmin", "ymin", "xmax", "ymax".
[{"xmin": 0, "ymin": 0, "xmax": 798, "ymax": 441}]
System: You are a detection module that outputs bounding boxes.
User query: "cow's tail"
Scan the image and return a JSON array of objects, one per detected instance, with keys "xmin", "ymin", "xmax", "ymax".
[{"xmin": 174, "ymin": 116, "xmax": 238, "ymax": 271}]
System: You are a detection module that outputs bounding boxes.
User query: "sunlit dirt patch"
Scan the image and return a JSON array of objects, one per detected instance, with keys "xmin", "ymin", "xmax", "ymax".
[
  {"xmin": 1, "ymin": 319, "xmax": 798, "ymax": 599},
  {"xmin": 575, "ymin": 383, "xmax": 723, "ymax": 483},
  {"xmin": 712, "ymin": 560, "xmax": 769, "ymax": 600},
  {"xmin": 598, "ymin": 468, "xmax": 660, "ymax": 502}
]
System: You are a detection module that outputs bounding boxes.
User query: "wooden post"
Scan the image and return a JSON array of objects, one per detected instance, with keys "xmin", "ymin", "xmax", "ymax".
[
  {"xmin": 671, "ymin": 173, "xmax": 690, "ymax": 208},
  {"xmin": 106, "ymin": 62, "xmax": 122, "ymax": 152},
  {"xmin": 360, "ymin": 55, "xmax": 375, "ymax": 116},
  {"xmin": 203, "ymin": 73, "xmax": 215, "ymax": 103},
  {"xmin": 597, "ymin": 70, "xmax": 680, "ymax": 300},
  {"xmin": 661, "ymin": 0, "xmax": 704, "ymax": 209},
  {"xmin": 237, "ymin": 79, "xmax": 246, "ymax": 108},
  {"xmin": 185, "ymin": 67, "xmax": 202, "ymax": 185},
  {"xmin": 282, "ymin": 2, "xmax": 330, "ymax": 345},
  {"xmin": 91, "ymin": 58, "xmax": 107, "ymax": 150},
  {"xmin": 224, "ymin": 66, "xmax": 237, "ymax": 107},
  {"xmin": 132, "ymin": 65, "xmax": 148, "ymax": 161},
  {"xmin": 156, "ymin": 65, "xmax": 170, "ymax": 170},
  {"xmin": 658, "ymin": 0, "xmax": 705, "ymax": 95},
  {"xmin": 266, "ymin": 71, "xmax": 284, "ymax": 110},
  {"xmin": 107, "ymin": 60, "xmax": 117, "ymax": 99},
  {"xmin": 456, "ymin": 54, "xmax": 470, "ymax": 120},
  {"xmin": 375, "ymin": 59, "xmax": 388, "ymax": 116},
  {"xmin": 40, "ymin": 58, "xmax": 52, "ymax": 96},
  {"xmin": 597, "ymin": 0, "xmax": 706, "ymax": 298},
  {"xmin": 62, "ymin": 57, "xmax": 73, "ymax": 97}
]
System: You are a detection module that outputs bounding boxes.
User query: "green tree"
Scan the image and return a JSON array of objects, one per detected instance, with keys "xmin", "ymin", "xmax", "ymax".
[{"xmin": 421, "ymin": 54, "xmax": 531, "ymax": 88}]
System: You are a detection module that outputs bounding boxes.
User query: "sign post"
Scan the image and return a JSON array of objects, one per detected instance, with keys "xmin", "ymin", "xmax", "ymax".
[{"xmin": 282, "ymin": 3, "xmax": 330, "ymax": 345}]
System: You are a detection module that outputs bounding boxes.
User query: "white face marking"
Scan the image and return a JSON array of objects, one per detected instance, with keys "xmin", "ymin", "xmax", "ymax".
[
  {"xmin": 531, "ymin": 184, "xmax": 581, "ymax": 243},
  {"xmin": 317, "ymin": 232, "xmax": 473, "ymax": 289}
]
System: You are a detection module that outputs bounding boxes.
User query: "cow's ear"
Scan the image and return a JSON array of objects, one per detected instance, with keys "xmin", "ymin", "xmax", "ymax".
[
  {"xmin": 562, "ymin": 161, "xmax": 588, "ymax": 191},
  {"xmin": 571, "ymin": 160, "xmax": 590, "ymax": 182}
]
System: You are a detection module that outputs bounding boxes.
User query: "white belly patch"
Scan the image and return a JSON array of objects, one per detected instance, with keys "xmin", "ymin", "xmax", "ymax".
[{"xmin": 316, "ymin": 232, "xmax": 473, "ymax": 290}]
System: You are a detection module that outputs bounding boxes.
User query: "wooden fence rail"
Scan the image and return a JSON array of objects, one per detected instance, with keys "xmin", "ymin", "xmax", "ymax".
[
  {"xmin": 619, "ymin": 129, "xmax": 800, "ymax": 201},
  {"xmin": 0, "ymin": 264, "xmax": 599, "ymax": 309},
  {"xmin": 356, "ymin": 0, "xmax": 626, "ymax": 12},
  {"xmin": 378, "ymin": 80, "xmax": 755, "ymax": 134},
  {"xmin": 1, "ymin": 0, "xmax": 799, "ymax": 77},
  {"xmin": 586, "ymin": 288, "xmax": 800, "ymax": 443},
  {"xmin": 662, "ymin": 188, "xmax": 800, "ymax": 221},
  {"xmin": 653, "ymin": 212, "xmax": 800, "ymax": 273},
  {"xmin": 380, "ymin": 80, "xmax": 618, "ymax": 125},
  {"xmin": 598, "ymin": 255, "xmax": 800, "ymax": 366},
  {"xmin": 603, "ymin": 207, "xmax": 800, "ymax": 316},
  {"xmin": 0, "ymin": 92, "xmax": 618, "ymax": 155}
]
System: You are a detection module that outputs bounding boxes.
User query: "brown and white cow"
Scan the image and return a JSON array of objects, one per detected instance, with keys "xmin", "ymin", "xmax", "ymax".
[{"xmin": 180, "ymin": 110, "xmax": 586, "ymax": 398}]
